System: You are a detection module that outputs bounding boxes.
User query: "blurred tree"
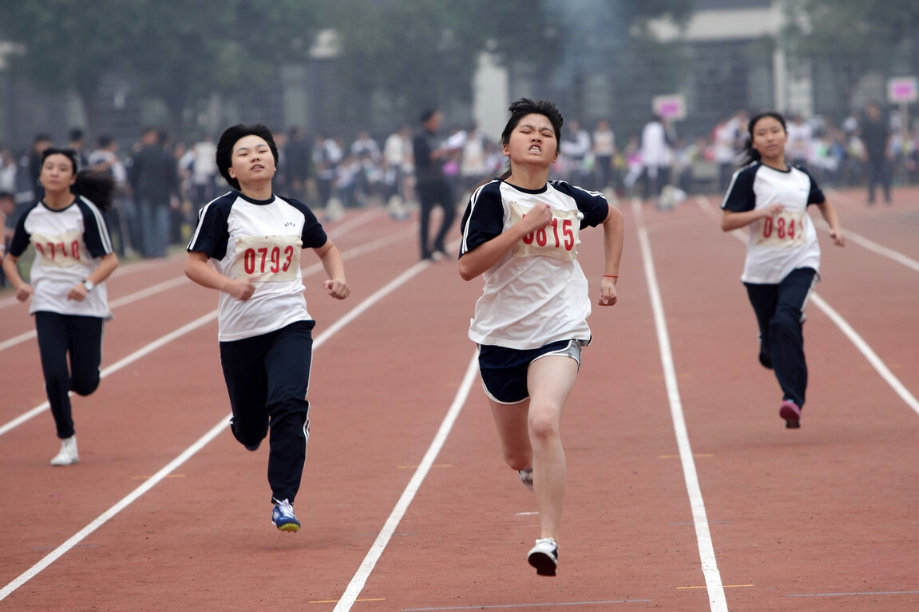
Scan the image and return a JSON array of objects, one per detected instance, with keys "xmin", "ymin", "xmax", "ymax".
[
  {"xmin": 318, "ymin": 0, "xmax": 561, "ymax": 123},
  {"xmin": 123, "ymin": 0, "xmax": 319, "ymax": 139},
  {"xmin": 0, "ymin": 0, "xmax": 320, "ymax": 141},
  {"xmin": 782, "ymin": 0, "xmax": 919, "ymax": 104},
  {"xmin": 0, "ymin": 0, "xmax": 130, "ymax": 140}
]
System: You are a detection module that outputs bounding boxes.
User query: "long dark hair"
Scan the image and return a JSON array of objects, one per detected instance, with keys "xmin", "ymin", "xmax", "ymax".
[
  {"xmin": 497, "ymin": 98, "xmax": 564, "ymax": 180},
  {"xmin": 40, "ymin": 148, "xmax": 115, "ymax": 212},
  {"xmin": 215, "ymin": 123, "xmax": 279, "ymax": 190},
  {"xmin": 738, "ymin": 111, "xmax": 787, "ymax": 167}
]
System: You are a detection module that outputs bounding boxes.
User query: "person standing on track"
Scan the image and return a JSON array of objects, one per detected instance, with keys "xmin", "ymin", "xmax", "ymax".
[
  {"xmin": 185, "ymin": 124, "xmax": 350, "ymax": 533},
  {"xmin": 721, "ymin": 111, "xmax": 845, "ymax": 429},
  {"xmin": 458, "ymin": 98, "xmax": 624, "ymax": 576},
  {"xmin": 1, "ymin": 148, "xmax": 118, "ymax": 466},
  {"xmin": 413, "ymin": 108, "xmax": 458, "ymax": 261}
]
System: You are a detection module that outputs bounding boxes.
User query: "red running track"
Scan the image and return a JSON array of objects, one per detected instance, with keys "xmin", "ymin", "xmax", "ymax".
[{"xmin": 0, "ymin": 188, "xmax": 917, "ymax": 611}]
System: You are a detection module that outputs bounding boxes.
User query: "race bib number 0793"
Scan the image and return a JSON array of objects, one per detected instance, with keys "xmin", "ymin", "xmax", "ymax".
[
  {"xmin": 508, "ymin": 202, "xmax": 581, "ymax": 261},
  {"xmin": 234, "ymin": 235, "xmax": 301, "ymax": 282},
  {"xmin": 755, "ymin": 208, "xmax": 806, "ymax": 248}
]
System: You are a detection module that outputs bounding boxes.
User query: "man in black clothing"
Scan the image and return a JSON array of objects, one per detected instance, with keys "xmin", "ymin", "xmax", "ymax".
[
  {"xmin": 129, "ymin": 128, "xmax": 178, "ymax": 257},
  {"xmin": 412, "ymin": 109, "xmax": 457, "ymax": 261},
  {"xmin": 861, "ymin": 101, "xmax": 892, "ymax": 205}
]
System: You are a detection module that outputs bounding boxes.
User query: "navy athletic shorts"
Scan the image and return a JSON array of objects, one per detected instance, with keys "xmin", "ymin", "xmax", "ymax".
[{"xmin": 478, "ymin": 339, "xmax": 586, "ymax": 404}]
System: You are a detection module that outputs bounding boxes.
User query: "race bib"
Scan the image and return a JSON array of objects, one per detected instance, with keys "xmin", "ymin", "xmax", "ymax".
[
  {"xmin": 754, "ymin": 209, "xmax": 807, "ymax": 248},
  {"xmin": 234, "ymin": 235, "xmax": 301, "ymax": 282},
  {"xmin": 31, "ymin": 231, "xmax": 87, "ymax": 267},
  {"xmin": 508, "ymin": 202, "xmax": 581, "ymax": 262}
]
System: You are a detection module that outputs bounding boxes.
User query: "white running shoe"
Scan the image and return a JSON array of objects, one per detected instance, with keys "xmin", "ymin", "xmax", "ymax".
[
  {"xmin": 50, "ymin": 436, "xmax": 79, "ymax": 466},
  {"xmin": 518, "ymin": 468, "xmax": 534, "ymax": 491},
  {"xmin": 527, "ymin": 537, "xmax": 559, "ymax": 576}
]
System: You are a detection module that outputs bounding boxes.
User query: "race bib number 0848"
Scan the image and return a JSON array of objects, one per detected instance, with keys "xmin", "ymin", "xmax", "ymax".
[
  {"xmin": 234, "ymin": 235, "xmax": 301, "ymax": 282},
  {"xmin": 755, "ymin": 208, "xmax": 806, "ymax": 248},
  {"xmin": 508, "ymin": 202, "xmax": 581, "ymax": 262}
]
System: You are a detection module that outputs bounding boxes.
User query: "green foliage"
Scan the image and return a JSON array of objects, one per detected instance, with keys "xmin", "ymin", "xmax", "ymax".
[
  {"xmin": 0, "ymin": 0, "xmax": 129, "ymax": 96},
  {"xmin": 781, "ymin": 0, "xmax": 919, "ymax": 87},
  {"xmin": 0, "ymin": 0, "xmax": 319, "ymax": 134},
  {"xmin": 319, "ymin": 0, "xmax": 561, "ymax": 119}
]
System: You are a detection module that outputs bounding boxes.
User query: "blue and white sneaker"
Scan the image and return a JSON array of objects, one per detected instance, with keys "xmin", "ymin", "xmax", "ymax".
[
  {"xmin": 527, "ymin": 537, "xmax": 559, "ymax": 576},
  {"xmin": 271, "ymin": 498, "xmax": 300, "ymax": 533}
]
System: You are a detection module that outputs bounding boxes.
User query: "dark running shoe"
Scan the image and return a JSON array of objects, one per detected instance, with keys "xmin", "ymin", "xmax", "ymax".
[
  {"xmin": 780, "ymin": 400, "xmax": 801, "ymax": 429},
  {"xmin": 271, "ymin": 499, "xmax": 301, "ymax": 533},
  {"xmin": 527, "ymin": 538, "xmax": 559, "ymax": 576}
]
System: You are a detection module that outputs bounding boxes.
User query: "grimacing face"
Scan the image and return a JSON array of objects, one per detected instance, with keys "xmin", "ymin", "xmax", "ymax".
[{"xmin": 503, "ymin": 113, "xmax": 559, "ymax": 167}]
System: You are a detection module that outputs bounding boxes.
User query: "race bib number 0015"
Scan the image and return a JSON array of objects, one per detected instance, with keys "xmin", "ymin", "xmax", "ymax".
[
  {"xmin": 508, "ymin": 202, "xmax": 581, "ymax": 262},
  {"xmin": 755, "ymin": 208, "xmax": 807, "ymax": 248},
  {"xmin": 234, "ymin": 235, "xmax": 302, "ymax": 282},
  {"xmin": 31, "ymin": 230, "xmax": 87, "ymax": 267}
]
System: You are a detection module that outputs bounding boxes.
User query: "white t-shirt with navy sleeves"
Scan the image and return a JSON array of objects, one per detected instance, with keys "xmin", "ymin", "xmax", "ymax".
[
  {"xmin": 8, "ymin": 197, "xmax": 114, "ymax": 319},
  {"xmin": 187, "ymin": 191, "xmax": 328, "ymax": 342},
  {"xmin": 721, "ymin": 162, "xmax": 826, "ymax": 284},
  {"xmin": 460, "ymin": 179, "xmax": 609, "ymax": 350}
]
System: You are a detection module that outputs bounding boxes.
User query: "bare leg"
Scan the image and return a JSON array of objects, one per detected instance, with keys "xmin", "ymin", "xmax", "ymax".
[
  {"xmin": 526, "ymin": 355, "xmax": 578, "ymax": 540},
  {"xmin": 488, "ymin": 397, "xmax": 532, "ymax": 472}
]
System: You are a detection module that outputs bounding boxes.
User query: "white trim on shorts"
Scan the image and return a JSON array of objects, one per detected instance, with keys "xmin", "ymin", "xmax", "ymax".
[{"xmin": 481, "ymin": 339, "xmax": 585, "ymax": 405}]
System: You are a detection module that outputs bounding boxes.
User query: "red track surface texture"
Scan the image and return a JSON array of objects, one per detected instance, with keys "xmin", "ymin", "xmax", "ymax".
[{"xmin": 1, "ymin": 187, "xmax": 917, "ymax": 612}]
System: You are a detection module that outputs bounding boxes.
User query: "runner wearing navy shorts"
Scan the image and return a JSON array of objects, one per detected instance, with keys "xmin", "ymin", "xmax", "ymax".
[
  {"xmin": 459, "ymin": 99, "xmax": 624, "ymax": 575},
  {"xmin": 185, "ymin": 124, "xmax": 350, "ymax": 532},
  {"xmin": 721, "ymin": 111, "xmax": 845, "ymax": 428},
  {"xmin": 2, "ymin": 148, "xmax": 118, "ymax": 466}
]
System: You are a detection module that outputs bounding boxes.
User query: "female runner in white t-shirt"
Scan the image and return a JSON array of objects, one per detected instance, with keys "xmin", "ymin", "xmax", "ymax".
[
  {"xmin": 185, "ymin": 124, "xmax": 350, "ymax": 533},
  {"xmin": 2, "ymin": 148, "xmax": 118, "ymax": 466},
  {"xmin": 721, "ymin": 111, "xmax": 845, "ymax": 428},
  {"xmin": 459, "ymin": 99, "xmax": 624, "ymax": 575}
]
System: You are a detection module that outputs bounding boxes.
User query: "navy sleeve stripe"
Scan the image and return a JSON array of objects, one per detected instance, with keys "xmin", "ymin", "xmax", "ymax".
[
  {"xmin": 460, "ymin": 181, "xmax": 496, "ymax": 255},
  {"xmin": 79, "ymin": 197, "xmax": 114, "ymax": 254}
]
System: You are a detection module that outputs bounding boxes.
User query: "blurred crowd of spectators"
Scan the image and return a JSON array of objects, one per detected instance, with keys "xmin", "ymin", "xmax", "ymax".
[{"xmin": 2, "ymin": 101, "xmax": 918, "ymax": 278}]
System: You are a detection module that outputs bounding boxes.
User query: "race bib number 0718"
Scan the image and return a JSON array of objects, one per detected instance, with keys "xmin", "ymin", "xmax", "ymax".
[
  {"xmin": 31, "ymin": 230, "xmax": 87, "ymax": 267},
  {"xmin": 234, "ymin": 235, "xmax": 301, "ymax": 282},
  {"xmin": 508, "ymin": 202, "xmax": 581, "ymax": 261},
  {"xmin": 755, "ymin": 208, "xmax": 806, "ymax": 248}
]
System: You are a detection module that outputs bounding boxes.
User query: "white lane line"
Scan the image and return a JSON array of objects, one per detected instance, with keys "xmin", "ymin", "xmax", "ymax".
[
  {"xmin": 698, "ymin": 194, "xmax": 919, "ymax": 273},
  {"xmin": 0, "ymin": 257, "xmax": 185, "ymax": 310},
  {"xmin": 0, "ymin": 417, "xmax": 230, "ymax": 601},
  {"xmin": 0, "ymin": 311, "xmax": 216, "ymax": 438},
  {"xmin": 0, "ymin": 251, "xmax": 434, "ymax": 602},
  {"xmin": 333, "ymin": 353, "xmax": 478, "ymax": 612},
  {"xmin": 632, "ymin": 198, "xmax": 728, "ymax": 612},
  {"xmin": 696, "ymin": 196, "xmax": 919, "ymax": 418},
  {"xmin": 0, "ymin": 228, "xmax": 414, "ymax": 438},
  {"xmin": 0, "ymin": 330, "xmax": 35, "ymax": 353},
  {"xmin": 0, "ymin": 276, "xmax": 192, "ymax": 354},
  {"xmin": 810, "ymin": 293, "xmax": 919, "ymax": 417},
  {"xmin": 0, "ymin": 206, "xmax": 387, "ymax": 342},
  {"xmin": 827, "ymin": 225, "xmax": 919, "ymax": 273}
]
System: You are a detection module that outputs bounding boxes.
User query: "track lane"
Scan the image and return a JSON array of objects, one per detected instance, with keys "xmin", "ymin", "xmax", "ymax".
[{"xmin": 643, "ymin": 199, "xmax": 919, "ymax": 611}]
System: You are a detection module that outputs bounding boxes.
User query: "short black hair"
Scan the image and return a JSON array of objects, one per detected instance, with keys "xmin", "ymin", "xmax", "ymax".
[
  {"xmin": 39, "ymin": 148, "xmax": 115, "ymax": 211},
  {"xmin": 420, "ymin": 108, "xmax": 439, "ymax": 124},
  {"xmin": 500, "ymin": 98, "xmax": 564, "ymax": 146},
  {"xmin": 215, "ymin": 123, "xmax": 279, "ymax": 191}
]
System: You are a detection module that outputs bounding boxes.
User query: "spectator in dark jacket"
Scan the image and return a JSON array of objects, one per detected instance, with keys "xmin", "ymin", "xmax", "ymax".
[
  {"xmin": 129, "ymin": 128, "xmax": 178, "ymax": 257},
  {"xmin": 860, "ymin": 101, "xmax": 892, "ymax": 205}
]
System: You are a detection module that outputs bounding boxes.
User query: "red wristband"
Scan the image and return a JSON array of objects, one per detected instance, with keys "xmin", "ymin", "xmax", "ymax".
[{"xmin": 603, "ymin": 275, "xmax": 618, "ymax": 278}]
